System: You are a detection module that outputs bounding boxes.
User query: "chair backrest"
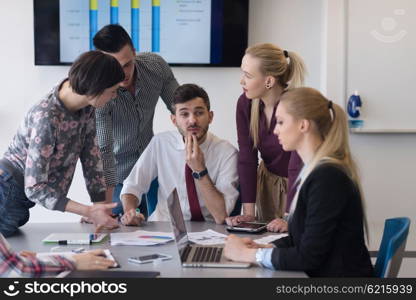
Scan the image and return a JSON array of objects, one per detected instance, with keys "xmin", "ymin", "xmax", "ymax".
[
  {"xmin": 144, "ymin": 178, "xmax": 159, "ymax": 217},
  {"xmin": 138, "ymin": 178, "xmax": 159, "ymax": 219},
  {"xmin": 374, "ymin": 217, "xmax": 410, "ymax": 278},
  {"xmin": 144, "ymin": 178, "xmax": 242, "ymax": 217}
]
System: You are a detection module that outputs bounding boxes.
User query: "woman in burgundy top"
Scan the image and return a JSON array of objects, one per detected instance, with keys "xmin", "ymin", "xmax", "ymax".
[{"xmin": 225, "ymin": 43, "xmax": 306, "ymax": 231}]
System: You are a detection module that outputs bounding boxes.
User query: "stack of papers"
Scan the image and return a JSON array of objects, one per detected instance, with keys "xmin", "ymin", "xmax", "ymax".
[
  {"xmin": 110, "ymin": 231, "xmax": 174, "ymax": 246},
  {"xmin": 188, "ymin": 229, "xmax": 227, "ymax": 245}
]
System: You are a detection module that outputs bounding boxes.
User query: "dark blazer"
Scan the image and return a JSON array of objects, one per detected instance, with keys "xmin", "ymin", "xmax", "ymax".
[{"xmin": 271, "ymin": 163, "xmax": 374, "ymax": 277}]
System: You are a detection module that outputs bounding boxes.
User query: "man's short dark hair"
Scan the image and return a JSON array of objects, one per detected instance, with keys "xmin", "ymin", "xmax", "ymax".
[
  {"xmin": 93, "ymin": 24, "xmax": 134, "ymax": 53},
  {"xmin": 69, "ymin": 51, "xmax": 125, "ymax": 97},
  {"xmin": 172, "ymin": 84, "xmax": 210, "ymax": 113}
]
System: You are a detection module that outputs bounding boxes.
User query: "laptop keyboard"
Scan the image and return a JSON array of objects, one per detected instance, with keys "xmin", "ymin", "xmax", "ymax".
[
  {"xmin": 181, "ymin": 245, "xmax": 223, "ymax": 263},
  {"xmin": 193, "ymin": 246, "xmax": 223, "ymax": 263}
]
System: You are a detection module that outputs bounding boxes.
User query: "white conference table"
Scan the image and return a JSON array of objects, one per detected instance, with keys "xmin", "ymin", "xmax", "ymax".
[{"xmin": 7, "ymin": 221, "xmax": 307, "ymax": 278}]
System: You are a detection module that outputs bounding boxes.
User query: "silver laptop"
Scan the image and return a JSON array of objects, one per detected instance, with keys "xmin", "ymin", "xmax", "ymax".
[{"xmin": 166, "ymin": 189, "xmax": 250, "ymax": 268}]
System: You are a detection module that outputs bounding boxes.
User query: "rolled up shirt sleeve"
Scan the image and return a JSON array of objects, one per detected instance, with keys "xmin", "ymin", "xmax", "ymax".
[
  {"xmin": 121, "ymin": 137, "xmax": 158, "ymax": 205},
  {"xmin": 212, "ymin": 146, "xmax": 239, "ymax": 216}
]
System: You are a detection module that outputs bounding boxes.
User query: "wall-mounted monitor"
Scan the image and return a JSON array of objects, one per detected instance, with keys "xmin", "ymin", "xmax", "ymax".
[{"xmin": 34, "ymin": 0, "xmax": 248, "ymax": 67}]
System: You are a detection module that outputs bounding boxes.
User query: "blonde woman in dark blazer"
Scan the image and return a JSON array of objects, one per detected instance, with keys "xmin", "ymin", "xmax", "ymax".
[{"xmin": 224, "ymin": 87, "xmax": 373, "ymax": 277}]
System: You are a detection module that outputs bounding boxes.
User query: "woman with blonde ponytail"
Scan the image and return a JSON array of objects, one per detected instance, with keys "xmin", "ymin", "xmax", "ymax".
[
  {"xmin": 226, "ymin": 43, "xmax": 306, "ymax": 230},
  {"xmin": 224, "ymin": 87, "xmax": 373, "ymax": 277}
]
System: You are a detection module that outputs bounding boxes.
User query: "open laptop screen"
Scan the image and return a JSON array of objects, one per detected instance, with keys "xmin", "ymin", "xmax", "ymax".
[{"xmin": 166, "ymin": 189, "xmax": 189, "ymax": 254}]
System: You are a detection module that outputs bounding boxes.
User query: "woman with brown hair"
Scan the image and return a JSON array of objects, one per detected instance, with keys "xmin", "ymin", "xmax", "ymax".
[{"xmin": 0, "ymin": 51, "xmax": 124, "ymax": 237}]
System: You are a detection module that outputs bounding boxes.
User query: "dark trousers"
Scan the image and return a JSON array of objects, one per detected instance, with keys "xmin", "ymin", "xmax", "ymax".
[{"xmin": 0, "ymin": 167, "xmax": 35, "ymax": 237}]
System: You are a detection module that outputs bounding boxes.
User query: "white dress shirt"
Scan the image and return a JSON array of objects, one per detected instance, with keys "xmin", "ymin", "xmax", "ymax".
[{"xmin": 121, "ymin": 131, "xmax": 239, "ymax": 222}]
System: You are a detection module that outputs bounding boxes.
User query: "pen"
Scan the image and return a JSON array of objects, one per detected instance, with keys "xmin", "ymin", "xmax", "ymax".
[{"xmin": 58, "ymin": 240, "xmax": 92, "ymax": 245}]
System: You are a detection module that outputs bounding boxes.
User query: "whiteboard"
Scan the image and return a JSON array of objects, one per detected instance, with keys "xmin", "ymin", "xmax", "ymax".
[{"xmin": 347, "ymin": 0, "xmax": 416, "ymax": 131}]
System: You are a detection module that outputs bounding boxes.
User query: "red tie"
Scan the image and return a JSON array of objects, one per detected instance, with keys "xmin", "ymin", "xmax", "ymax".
[{"xmin": 185, "ymin": 164, "xmax": 204, "ymax": 221}]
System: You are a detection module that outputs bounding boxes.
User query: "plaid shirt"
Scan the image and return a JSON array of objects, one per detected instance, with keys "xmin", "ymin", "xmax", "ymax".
[{"xmin": 0, "ymin": 234, "xmax": 75, "ymax": 277}]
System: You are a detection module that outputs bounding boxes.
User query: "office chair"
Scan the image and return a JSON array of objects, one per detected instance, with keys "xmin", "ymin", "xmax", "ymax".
[
  {"xmin": 374, "ymin": 217, "xmax": 410, "ymax": 278},
  {"xmin": 141, "ymin": 178, "xmax": 159, "ymax": 219},
  {"xmin": 143, "ymin": 178, "xmax": 242, "ymax": 218}
]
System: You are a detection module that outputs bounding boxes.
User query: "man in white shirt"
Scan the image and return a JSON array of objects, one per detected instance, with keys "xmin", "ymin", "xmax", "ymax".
[{"xmin": 120, "ymin": 84, "xmax": 239, "ymax": 225}]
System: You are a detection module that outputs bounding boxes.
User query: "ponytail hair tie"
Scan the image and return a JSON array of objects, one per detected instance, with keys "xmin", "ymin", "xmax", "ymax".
[
  {"xmin": 328, "ymin": 100, "xmax": 335, "ymax": 121},
  {"xmin": 328, "ymin": 100, "xmax": 333, "ymax": 109},
  {"xmin": 283, "ymin": 50, "xmax": 289, "ymax": 58}
]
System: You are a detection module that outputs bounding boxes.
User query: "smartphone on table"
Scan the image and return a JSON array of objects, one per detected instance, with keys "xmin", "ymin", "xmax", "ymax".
[
  {"xmin": 128, "ymin": 253, "xmax": 172, "ymax": 264},
  {"xmin": 226, "ymin": 222, "xmax": 267, "ymax": 233}
]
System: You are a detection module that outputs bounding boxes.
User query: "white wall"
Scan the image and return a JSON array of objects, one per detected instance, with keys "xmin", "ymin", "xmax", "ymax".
[
  {"xmin": 248, "ymin": 0, "xmax": 325, "ymax": 90},
  {"xmin": 1, "ymin": 0, "xmax": 414, "ymax": 250},
  {"xmin": 325, "ymin": 0, "xmax": 416, "ymax": 249}
]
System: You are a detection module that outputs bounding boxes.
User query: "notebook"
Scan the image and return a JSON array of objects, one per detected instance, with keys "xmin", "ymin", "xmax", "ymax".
[{"xmin": 42, "ymin": 233, "xmax": 108, "ymax": 245}]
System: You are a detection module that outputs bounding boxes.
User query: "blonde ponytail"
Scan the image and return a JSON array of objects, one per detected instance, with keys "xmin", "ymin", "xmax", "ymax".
[
  {"xmin": 284, "ymin": 51, "xmax": 307, "ymax": 90},
  {"xmin": 245, "ymin": 43, "xmax": 307, "ymax": 147},
  {"xmin": 281, "ymin": 87, "xmax": 369, "ymax": 242}
]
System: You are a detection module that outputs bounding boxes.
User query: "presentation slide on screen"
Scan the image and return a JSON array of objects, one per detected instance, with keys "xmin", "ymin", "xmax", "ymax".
[{"xmin": 59, "ymin": 0, "xmax": 211, "ymax": 63}]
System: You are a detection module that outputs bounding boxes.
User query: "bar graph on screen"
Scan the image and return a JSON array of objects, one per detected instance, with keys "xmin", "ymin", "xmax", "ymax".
[
  {"xmin": 60, "ymin": 0, "xmax": 211, "ymax": 63},
  {"xmin": 34, "ymin": 0, "xmax": 249, "ymax": 66}
]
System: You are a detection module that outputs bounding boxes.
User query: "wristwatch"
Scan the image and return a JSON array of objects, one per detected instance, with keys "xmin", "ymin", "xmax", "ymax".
[{"xmin": 192, "ymin": 168, "xmax": 208, "ymax": 180}]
